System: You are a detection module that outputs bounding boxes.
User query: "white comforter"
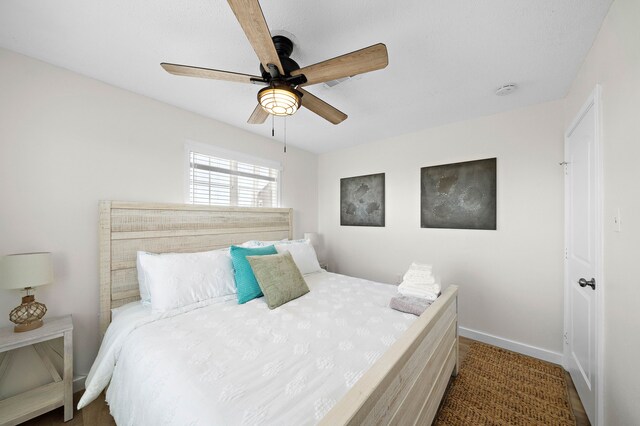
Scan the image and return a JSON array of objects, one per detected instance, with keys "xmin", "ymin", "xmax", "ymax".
[{"xmin": 79, "ymin": 271, "xmax": 416, "ymax": 425}]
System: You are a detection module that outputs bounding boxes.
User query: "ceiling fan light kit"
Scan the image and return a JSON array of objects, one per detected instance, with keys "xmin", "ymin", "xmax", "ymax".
[
  {"xmin": 161, "ymin": 0, "xmax": 389, "ymax": 125},
  {"xmin": 258, "ymin": 85, "xmax": 302, "ymax": 116}
]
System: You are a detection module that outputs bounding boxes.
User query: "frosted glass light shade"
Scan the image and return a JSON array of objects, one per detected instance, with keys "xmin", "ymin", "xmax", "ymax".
[
  {"xmin": 0, "ymin": 252, "xmax": 53, "ymax": 290},
  {"xmin": 258, "ymin": 86, "xmax": 301, "ymax": 116}
]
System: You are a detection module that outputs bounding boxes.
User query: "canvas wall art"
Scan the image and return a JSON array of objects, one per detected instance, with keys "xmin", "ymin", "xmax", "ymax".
[
  {"xmin": 421, "ymin": 158, "xmax": 496, "ymax": 230},
  {"xmin": 340, "ymin": 173, "xmax": 385, "ymax": 227}
]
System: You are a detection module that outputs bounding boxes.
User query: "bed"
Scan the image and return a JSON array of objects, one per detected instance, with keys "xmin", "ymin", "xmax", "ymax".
[{"xmin": 83, "ymin": 201, "xmax": 459, "ymax": 425}]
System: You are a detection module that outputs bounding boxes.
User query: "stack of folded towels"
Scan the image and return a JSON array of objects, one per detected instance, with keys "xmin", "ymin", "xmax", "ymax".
[
  {"xmin": 390, "ymin": 263, "xmax": 441, "ymax": 316},
  {"xmin": 398, "ymin": 262, "xmax": 441, "ymax": 301}
]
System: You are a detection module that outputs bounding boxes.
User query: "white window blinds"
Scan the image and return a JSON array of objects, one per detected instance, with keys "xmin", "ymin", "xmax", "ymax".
[{"xmin": 188, "ymin": 150, "xmax": 279, "ymax": 207}]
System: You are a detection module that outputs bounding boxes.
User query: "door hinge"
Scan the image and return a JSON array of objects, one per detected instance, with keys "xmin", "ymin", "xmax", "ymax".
[
  {"xmin": 564, "ymin": 248, "xmax": 568, "ymax": 260},
  {"xmin": 564, "ymin": 332, "xmax": 569, "ymax": 345}
]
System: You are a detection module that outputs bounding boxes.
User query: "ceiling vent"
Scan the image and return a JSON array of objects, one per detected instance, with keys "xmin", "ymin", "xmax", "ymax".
[{"xmin": 323, "ymin": 74, "xmax": 361, "ymax": 89}]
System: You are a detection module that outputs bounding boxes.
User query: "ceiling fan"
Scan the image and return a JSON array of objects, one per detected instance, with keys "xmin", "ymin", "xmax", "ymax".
[{"xmin": 160, "ymin": 0, "xmax": 389, "ymax": 125}]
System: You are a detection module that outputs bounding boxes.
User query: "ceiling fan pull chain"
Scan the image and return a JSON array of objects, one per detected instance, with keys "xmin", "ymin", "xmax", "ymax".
[
  {"xmin": 271, "ymin": 114, "xmax": 275, "ymax": 137},
  {"xmin": 284, "ymin": 116, "xmax": 287, "ymax": 153}
]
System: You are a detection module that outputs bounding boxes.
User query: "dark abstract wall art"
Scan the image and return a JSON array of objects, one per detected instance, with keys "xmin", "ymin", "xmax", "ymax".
[
  {"xmin": 421, "ymin": 158, "xmax": 496, "ymax": 230},
  {"xmin": 340, "ymin": 173, "xmax": 385, "ymax": 227}
]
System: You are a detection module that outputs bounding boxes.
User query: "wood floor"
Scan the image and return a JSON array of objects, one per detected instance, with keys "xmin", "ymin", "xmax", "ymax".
[{"xmin": 21, "ymin": 337, "xmax": 589, "ymax": 426}]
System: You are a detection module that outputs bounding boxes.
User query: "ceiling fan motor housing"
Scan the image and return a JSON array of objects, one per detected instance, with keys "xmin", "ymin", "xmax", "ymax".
[
  {"xmin": 259, "ymin": 36, "xmax": 301, "ymax": 80},
  {"xmin": 272, "ymin": 35, "xmax": 293, "ymax": 58}
]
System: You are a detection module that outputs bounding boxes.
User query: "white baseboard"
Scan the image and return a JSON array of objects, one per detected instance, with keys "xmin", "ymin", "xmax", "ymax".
[
  {"xmin": 73, "ymin": 375, "xmax": 86, "ymax": 393},
  {"xmin": 459, "ymin": 327, "xmax": 564, "ymax": 366}
]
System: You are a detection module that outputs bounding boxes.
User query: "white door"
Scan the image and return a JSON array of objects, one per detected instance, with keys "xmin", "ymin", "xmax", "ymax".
[{"xmin": 565, "ymin": 88, "xmax": 602, "ymax": 425}]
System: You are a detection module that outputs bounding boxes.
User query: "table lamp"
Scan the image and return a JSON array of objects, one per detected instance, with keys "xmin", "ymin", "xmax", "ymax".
[{"xmin": 0, "ymin": 252, "xmax": 53, "ymax": 332}]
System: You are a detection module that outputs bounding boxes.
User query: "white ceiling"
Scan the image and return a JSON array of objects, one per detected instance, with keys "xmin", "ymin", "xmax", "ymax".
[{"xmin": 0, "ymin": 0, "xmax": 612, "ymax": 154}]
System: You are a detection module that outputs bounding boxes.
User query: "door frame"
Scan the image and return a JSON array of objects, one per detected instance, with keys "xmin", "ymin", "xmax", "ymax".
[{"xmin": 563, "ymin": 84, "xmax": 604, "ymax": 426}]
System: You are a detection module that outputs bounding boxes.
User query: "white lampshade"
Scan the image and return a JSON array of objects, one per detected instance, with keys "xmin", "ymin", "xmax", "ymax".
[
  {"xmin": 304, "ymin": 232, "xmax": 319, "ymax": 249},
  {"xmin": 0, "ymin": 252, "xmax": 53, "ymax": 290}
]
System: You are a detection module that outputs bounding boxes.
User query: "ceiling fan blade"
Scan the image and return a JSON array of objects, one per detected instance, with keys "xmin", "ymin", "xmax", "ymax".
[
  {"xmin": 298, "ymin": 88, "xmax": 347, "ymax": 125},
  {"xmin": 292, "ymin": 43, "xmax": 388, "ymax": 86},
  {"xmin": 161, "ymin": 63, "xmax": 261, "ymax": 84},
  {"xmin": 247, "ymin": 104, "xmax": 269, "ymax": 124},
  {"xmin": 227, "ymin": 0, "xmax": 284, "ymax": 75}
]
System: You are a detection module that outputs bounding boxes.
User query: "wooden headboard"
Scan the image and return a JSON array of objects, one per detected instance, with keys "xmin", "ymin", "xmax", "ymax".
[{"xmin": 98, "ymin": 201, "xmax": 293, "ymax": 335}]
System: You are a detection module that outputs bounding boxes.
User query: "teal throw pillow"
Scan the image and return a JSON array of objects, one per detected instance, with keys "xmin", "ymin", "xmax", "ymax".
[{"xmin": 230, "ymin": 244, "xmax": 277, "ymax": 304}]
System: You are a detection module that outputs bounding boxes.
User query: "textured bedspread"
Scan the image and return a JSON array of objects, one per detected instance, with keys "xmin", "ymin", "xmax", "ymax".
[{"xmin": 80, "ymin": 271, "xmax": 416, "ymax": 425}]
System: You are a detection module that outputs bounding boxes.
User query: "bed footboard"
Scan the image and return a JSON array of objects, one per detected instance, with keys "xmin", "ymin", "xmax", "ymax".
[{"xmin": 320, "ymin": 285, "xmax": 459, "ymax": 426}]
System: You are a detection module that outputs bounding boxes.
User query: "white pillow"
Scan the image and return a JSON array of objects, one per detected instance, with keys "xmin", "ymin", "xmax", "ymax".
[
  {"xmin": 275, "ymin": 241, "xmax": 321, "ymax": 275},
  {"xmin": 136, "ymin": 253, "xmax": 152, "ymax": 305},
  {"xmin": 277, "ymin": 238, "xmax": 307, "ymax": 245},
  {"xmin": 241, "ymin": 239, "xmax": 290, "ymax": 248},
  {"xmin": 137, "ymin": 249, "xmax": 236, "ymax": 312}
]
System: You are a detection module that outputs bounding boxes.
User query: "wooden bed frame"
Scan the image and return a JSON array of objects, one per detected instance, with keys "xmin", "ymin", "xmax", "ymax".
[{"xmin": 98, "ymin": 201, "xmax": 458, "ymax": 425}]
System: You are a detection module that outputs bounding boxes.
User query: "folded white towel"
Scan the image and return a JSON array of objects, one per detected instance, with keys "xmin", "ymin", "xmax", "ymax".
[
  {"xmin": 403, "ymin": 270, "xmax": 435, "ymax": 282},
  {"xmin": 409, "ymin": 262, "xmax": 433, "ymax": 271},
  {"xmin": 403, "ymin": 276, "xmax": 436, "ymax": 286},
  {"xmin": 399, "ymin": 280, "xmax": 441, "ymax": 294},
  {"xmin": 398, "ymin": 286, "xmax": 439, "ymax": 301}
]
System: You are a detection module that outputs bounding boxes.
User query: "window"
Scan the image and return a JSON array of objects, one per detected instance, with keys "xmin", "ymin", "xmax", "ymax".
[{"xmin": 186, "ymin": 143, "xmax": 280, "ymax": 208}]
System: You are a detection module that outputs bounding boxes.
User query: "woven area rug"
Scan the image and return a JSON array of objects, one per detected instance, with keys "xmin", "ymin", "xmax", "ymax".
[{"xmin": 434, "ymin": 342, "xmax": 576, "ymax": 426}]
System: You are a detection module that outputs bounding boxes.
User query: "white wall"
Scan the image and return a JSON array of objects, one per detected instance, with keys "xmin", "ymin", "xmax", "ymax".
[
  {"xmin": 565, "ymin": 0, "xmax": 640, "ymax": 423},
  {"xmin": 318, "ymin": 100, "xmax": 565, "ymax": 355},
  {"xmin": 0, "ymin": 48, "xmax": 318, "ymax": 391}
]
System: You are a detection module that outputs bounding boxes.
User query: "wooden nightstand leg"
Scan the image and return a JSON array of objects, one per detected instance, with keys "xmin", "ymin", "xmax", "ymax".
[
  {"xmin": 0, "ymin": 351, "xmax": 13, "ymax": 386},
  {"xmin": 34, "ymin": 343, "xmax": 62, "ymax": 382},
  {"xmin": 63, "ymin": 330, "xmax": 73, "ymax": 421}
]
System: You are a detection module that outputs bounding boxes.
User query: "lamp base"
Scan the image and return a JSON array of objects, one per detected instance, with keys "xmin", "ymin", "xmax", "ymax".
[
  {"xmin": 10, "ymin": 294, "xmax": 48, "ymax": 333},
  {"xmin": 14, "ymin": 319, "xmax": 43, "ymax": 333}
]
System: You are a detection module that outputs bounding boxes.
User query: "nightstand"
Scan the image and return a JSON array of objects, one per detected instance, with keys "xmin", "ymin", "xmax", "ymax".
[{"xmin": 0, "ymin": 315, "xmax": 73, "ymax": 425}]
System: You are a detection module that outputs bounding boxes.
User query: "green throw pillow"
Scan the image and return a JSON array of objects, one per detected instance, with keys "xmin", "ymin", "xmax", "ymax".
[
  {"xmin": 230, "ymin": 244, "xmax": 278, "ymax": 304},
  {"xmin": 246, "ymin": 251, "xmax": 310, "ymax": 309}
]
